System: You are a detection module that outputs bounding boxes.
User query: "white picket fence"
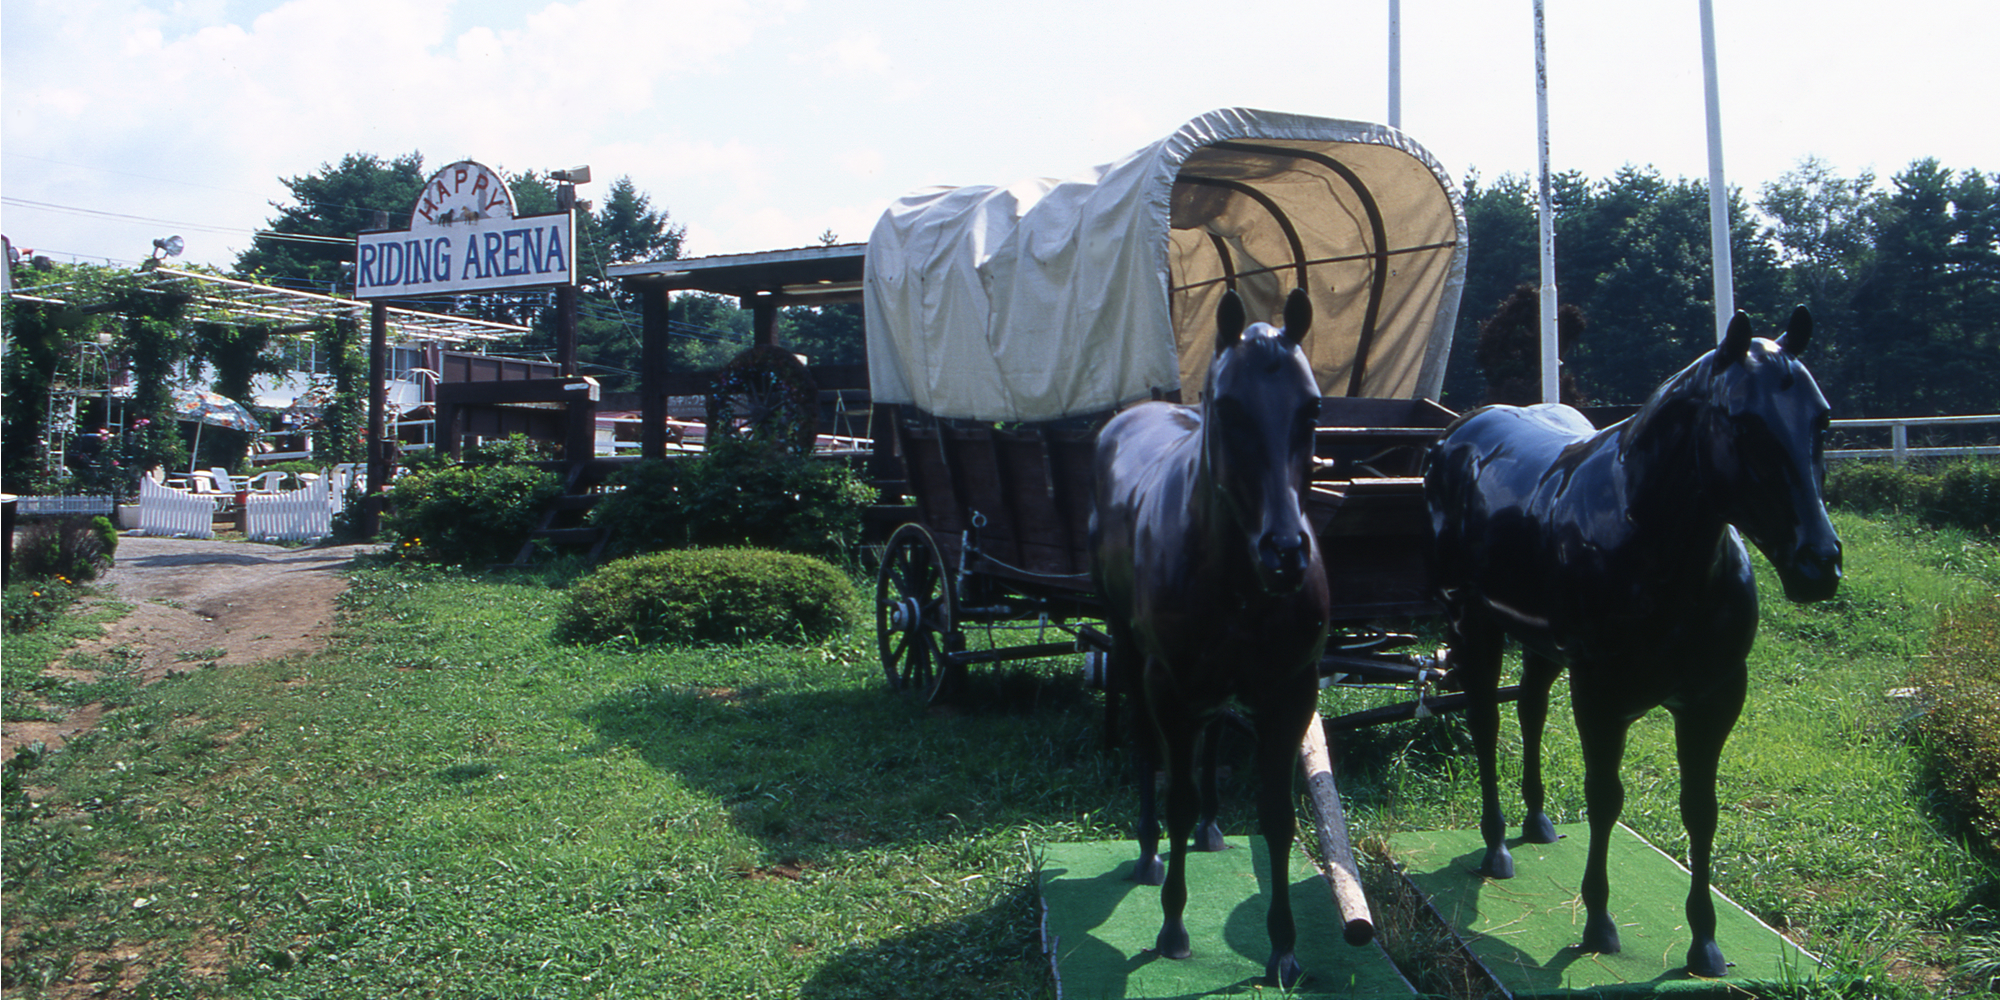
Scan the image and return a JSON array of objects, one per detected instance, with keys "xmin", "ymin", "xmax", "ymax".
[
  {"xmin": 137, "ymin": 476, "xmax": 217, "ymax": 539},
  {"xmin": 246, "ymin": 475, "xmax": 333, "ymax": 542},
  {"xmin": 10, "ymin": 495, "xmax": 116, "ymax": 517}
]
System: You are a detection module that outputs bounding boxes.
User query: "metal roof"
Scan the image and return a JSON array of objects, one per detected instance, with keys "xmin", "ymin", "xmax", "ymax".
[{"xmin": 608, "ymin": 243, "xmax": 865, "ymax": 303}]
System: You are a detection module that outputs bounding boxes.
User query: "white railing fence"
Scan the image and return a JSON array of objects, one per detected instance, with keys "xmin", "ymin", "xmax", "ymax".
[
  {"xmin": 1829, "ymin": 414, "xmax": 2000, "ymax": 464},
  {"xmin": 246, "ymin": 474, "xmax": 333, "ymax": 543},
  {"xmin": 137, "ymin": 476, "xmax": 215, "ymax": 539},
  {"xmin": 11, "ymin": 495, "xmax": 115, "ymax": 517}
]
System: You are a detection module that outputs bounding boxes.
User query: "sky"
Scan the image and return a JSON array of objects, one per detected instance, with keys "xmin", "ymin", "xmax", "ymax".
[{"xmin": 4, "ymin": 0, "xmax": 1996, "ymax": 272}]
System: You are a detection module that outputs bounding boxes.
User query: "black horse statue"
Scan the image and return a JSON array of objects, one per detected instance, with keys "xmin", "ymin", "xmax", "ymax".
[
  {"xmin": 1091, "ymin": 288, "xmax": 1331, "ymax": 987},
  {"xmin": 1424, "ymin": 307, "xmax": 1842, "ymax": 977}
]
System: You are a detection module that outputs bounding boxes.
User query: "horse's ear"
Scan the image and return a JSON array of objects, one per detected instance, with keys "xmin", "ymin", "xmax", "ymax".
[
  {"xmin": 1282, "ymin": 287, "xmax": 1312, "ymax": 346},
  {"xmin": 1718, "ymin": 310, "xmax": 1753, "ymax": 367},
  {"xmin": 1216, "ymin": 289, "xmax": 1246, "ymax": 353},
  {"xmin": 1777, "ymin": 305, "xmax": 1813, "ymax": 356}
]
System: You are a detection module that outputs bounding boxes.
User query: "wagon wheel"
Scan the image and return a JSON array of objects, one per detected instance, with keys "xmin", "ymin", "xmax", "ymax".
[
  {"xmin": 876, "ymin": 522, "xmax": 962, "ymax": 703},
  {"xmin": 706, "ymin": 345, "xmax": 819, "ymax": 455}
]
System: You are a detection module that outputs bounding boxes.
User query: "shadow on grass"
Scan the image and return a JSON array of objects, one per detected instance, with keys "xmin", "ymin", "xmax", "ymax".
[
  {"xmin": 574, "ymin": 665, "xmax": 1123, "ymax": 855},
  {"xmin": 795, "ymin": 882, "xmax": 1050, "ymax": 1000}
]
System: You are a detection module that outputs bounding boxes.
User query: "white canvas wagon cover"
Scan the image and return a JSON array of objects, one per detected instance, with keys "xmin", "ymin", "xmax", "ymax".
[{"xmin": 864, "ymin": 108, "xmax": 1467, "ymax": 423}]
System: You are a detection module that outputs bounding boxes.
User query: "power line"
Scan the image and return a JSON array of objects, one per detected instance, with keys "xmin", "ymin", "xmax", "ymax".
[{"xmin": 2, "ymin": 196, "xmax": 356, "ymax": 246}]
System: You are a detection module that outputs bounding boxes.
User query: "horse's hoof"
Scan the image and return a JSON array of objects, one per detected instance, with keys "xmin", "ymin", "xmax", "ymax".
[
  {"xmin": 1686, "ymin": 940, "xmax": 1727, "ymax": 978},
  {"xmin": 1266, "ymin": 951, "xmax": 1304, "ymax": 988},
  {"xmin": 1522, "ymin": 812, "xmax": 1559, "ymax": 844},
  {"xmin": 1156, "ymin": 923, "xmax": 1192, "ymax": 960},
  {"xmin": 1193, "ymin": 822, "xmax": 1227, "ymax": 852},
  {"xmin": 1133, "ymin": 856, "xmax": 1165, "ymax": 886},
  {"xmin": 1480, "ymin": 845, "xmax": 1516, "ymax": 879},
  {"xmin": 1581, "ymin": 912, "xmax": 1621, "ymax": 954}
]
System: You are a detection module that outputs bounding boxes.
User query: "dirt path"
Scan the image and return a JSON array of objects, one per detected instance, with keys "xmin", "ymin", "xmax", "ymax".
[{"xmin": 3, "ymin": 536, "xmax": 382, "ymax": 759}]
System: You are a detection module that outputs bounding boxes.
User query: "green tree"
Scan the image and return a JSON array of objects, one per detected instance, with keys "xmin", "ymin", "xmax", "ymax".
[
  {"xmin": 778, "ymin": 303, "xmax": 864, "ymax": 367},
  {"xmin": 233, "ymin": 152, "xmax": 427, "ymax": 291},
  {"xmin": 1443, "ymin": 171, "xmax": 1542, "ymax": 409},
  {"xmin": 189, "ymin": 321, "xmax": 282, "ymax": 471},
  {"xmin": 1847, "ymin": 160, "xmax": 2000, "ymax": 415},
  {"xmin": 1757, "ymin": 157, "xmax": 1882, "ymax": 409},
  {"xmin": 1556, "ymin": 167, "xmax": 1783, "ymax": 405}
]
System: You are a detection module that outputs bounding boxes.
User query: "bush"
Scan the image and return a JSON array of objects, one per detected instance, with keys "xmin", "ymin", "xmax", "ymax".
[
  {"xmin": 589, "ymin": 442, "xmax": 876, "ymax": 563},
  {"xmin": 1825, "ymin": 462, "xmax": 1923, "ymax": 517},
  {"xmin": 1825, "ymin": 459, "xmax": 1998, "ymax": 534},
  {"xmin": 557, "ymin": 548, "xmax": 861, "ymax": 647},
  {"xmin": 383, "ymin": 464, "xmax": 562, "ymax": 569},
  {"xmin": 8, "ymin": 515, "xmax": 116, "ymax": 584},
  {"xmin": 1917, "ymin": 597, "xmax": 2000, "ymax": 856},
  {"xmin": 1932, "ymin": 461, "xmax": 2000, "ymax": 533}
]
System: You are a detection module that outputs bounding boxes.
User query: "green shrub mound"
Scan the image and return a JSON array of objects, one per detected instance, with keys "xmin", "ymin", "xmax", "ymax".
[
  {"xmin": 383, "ymin": 464, "xmax": 562, "ymax": 569},
  {"xmin": 1825, "ymin": 459, "xmax": 1999, "ymax": 533},
  {"xmin": 1918, "ymin": 597, "xmax": 2000, "ymax": 856},
  {"xmin": 558, "ymin": 548, "xmax": 861, "ymax": 647},
  {"xmin": 588, "ymin": 442, "xmax": 876, "ymax": 563},
  {"xmin": 9, "ymin": 515, "xmax": 117, "ymax": 584}
]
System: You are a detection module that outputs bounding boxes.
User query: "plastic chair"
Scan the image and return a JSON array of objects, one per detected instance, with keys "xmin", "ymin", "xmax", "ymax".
[{"xmin": 243, "ymin": 471, "xmax": 288, "ymax": 494}]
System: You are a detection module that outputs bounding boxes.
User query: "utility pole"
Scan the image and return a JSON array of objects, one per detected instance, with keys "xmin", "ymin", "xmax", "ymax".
[{"xmin": 552, "ymin": 166, "xmax": 591, "ymax": 375}]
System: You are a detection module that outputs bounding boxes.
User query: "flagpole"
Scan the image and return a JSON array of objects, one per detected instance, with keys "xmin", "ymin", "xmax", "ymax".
[
  {"xmin": 1535, "ymin": 0, "xmax": 1559, "ymax": 403},
  {"xmin": 1699, "ymin": 0, "xmax": 1735, "ymax": 342},
  {"xmin": 1388, "ymin": 0, "xmax": 1402, "ymax": 129}
]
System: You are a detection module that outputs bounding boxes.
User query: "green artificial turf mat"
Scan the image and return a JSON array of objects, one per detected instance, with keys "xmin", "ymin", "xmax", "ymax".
[
  {"xmin": 1039, "ymin": 837, "xmax": 1415, "ymax": 998},
  {"xmin": 1393, "ymin": 823, "xmax": 1821, "ymax": 997}
]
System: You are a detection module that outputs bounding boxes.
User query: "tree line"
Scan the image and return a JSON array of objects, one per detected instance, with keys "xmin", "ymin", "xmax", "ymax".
[
  {"xmin": 1448, "ymin": 157, "xmax": 1999, "ymax": 418},
  {"xmin": 8, "ymin": 150, "xmax": 1993, "ymax": 497}
]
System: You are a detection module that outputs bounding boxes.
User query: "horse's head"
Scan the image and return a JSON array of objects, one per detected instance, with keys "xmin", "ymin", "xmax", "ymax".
[
  {"xmin": 1203, "ymin": 288, "xmax": 1323, "ymax": 595},
  {"xmin": 1703, "ymin": 307, "xmax": 1843, "ymax": 602}
]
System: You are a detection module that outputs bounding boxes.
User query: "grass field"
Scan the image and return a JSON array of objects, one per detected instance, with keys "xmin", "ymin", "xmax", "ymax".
[{"xmin": 4, "ymin": 511, "xmax": 1997, "ymax": 998}]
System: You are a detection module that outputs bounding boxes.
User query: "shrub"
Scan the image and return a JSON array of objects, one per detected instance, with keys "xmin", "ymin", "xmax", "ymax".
[
  {"xmin": 1916, "ymin": 597, "xmax": 2000, "ymax": 856},
  {"xmin": 3, "ymin": 578, "xmax": 81, "ymax": 634},
  {"xmin": 1825, "ymin": 459, "xmax": 1998, "ymax": 534},
  {"xmin": 1931, "ymin": 461, "xmax": 1999, "ymax": 534},
  {"xmin": 557, "ymin": 548, "xmax": 861, "ymax": 647},
  {"xmin": 8, "ymin": 515, "xmax": 116, "ymax": 584},
  {"xmin": 384, "ymin": 464, "xmax": 562, "ymax": 569},
  {"xmin": 589, "ymin": 442, "xmax": 876, "ymax": 563},
  {"xmin": 1825, "ymin": 461, "xmax": 1923, "ymax": 517},
  {"xmin": 464, "ymin": 432, "xmax": 552, "ymax": 466}
]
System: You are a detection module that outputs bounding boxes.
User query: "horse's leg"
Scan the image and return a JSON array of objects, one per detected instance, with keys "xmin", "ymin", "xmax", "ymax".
[
  {"xmin": 1673, "ymin": 671, "xmax": 1745, "ymax": 978},
  {"xmin": 1455, "ymin": 619, "xmax": 1515, "ymax": 878},
  {"xmin": 1119, "ymin": 634, "xmax": 1166, "ymax": 885},
  {"xmin": 1518, "ymin": 651, "xmax": 1563, "ymax": 844},
  {"xmin": 1254, "ymin": 682, "xmax": 1315, "ymax": 988},
  {"xmin": 1152, "ymin": 700, "xmax": 1203, "ymax": 960},
  {"xmin": 1570, "ymin": 677, "xmax": 1632, "ymax": 955},
  {"xmin": 1193, "ymin": 717, "xmax": 1227, "ymax": 852},
  {"xmin": 1131, "ymin": 732, "xmax": 1166, "ymax": 886}
]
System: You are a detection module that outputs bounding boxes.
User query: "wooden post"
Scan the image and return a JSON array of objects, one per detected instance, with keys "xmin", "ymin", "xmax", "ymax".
[
  {"xmin": 640, "ymin": 283, "xmax": 670, "ymax": 461},
  {"xmin": 556, "ymin": 181, "xmax": 580, "ymax": 376},
  {"xmin": 362, "ymin": 300, "xmax": 388, "ymax": 538},
  {"xmin": 748, "ymin": 294, "xmax": 777, "ymax": 347},
  {"xmin": 1300, "ymin": 712, "xmax": 1374, "ymax": 945}
]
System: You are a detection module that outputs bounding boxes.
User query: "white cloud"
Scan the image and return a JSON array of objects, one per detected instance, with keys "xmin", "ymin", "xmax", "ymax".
[{"xmin": 817, "ymin": 31, "xmax": 891, "ymax": 79}]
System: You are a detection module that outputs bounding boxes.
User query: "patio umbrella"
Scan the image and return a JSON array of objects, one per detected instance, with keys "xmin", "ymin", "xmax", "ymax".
[{"xmin": 173, "ymin": 388, "xmax": 262, "ymax": 473}]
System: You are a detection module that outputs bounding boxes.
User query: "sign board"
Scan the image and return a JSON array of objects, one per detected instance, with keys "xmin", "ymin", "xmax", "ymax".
[{"xmin": 355, "ymin": 160, "xmax": 575, "ymax": 299}]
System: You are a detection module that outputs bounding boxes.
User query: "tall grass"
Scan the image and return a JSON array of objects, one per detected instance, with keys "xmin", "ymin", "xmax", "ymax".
[{"xmin": 3, "ymin": 512, "xmax": 1997, "ymax": 997}]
